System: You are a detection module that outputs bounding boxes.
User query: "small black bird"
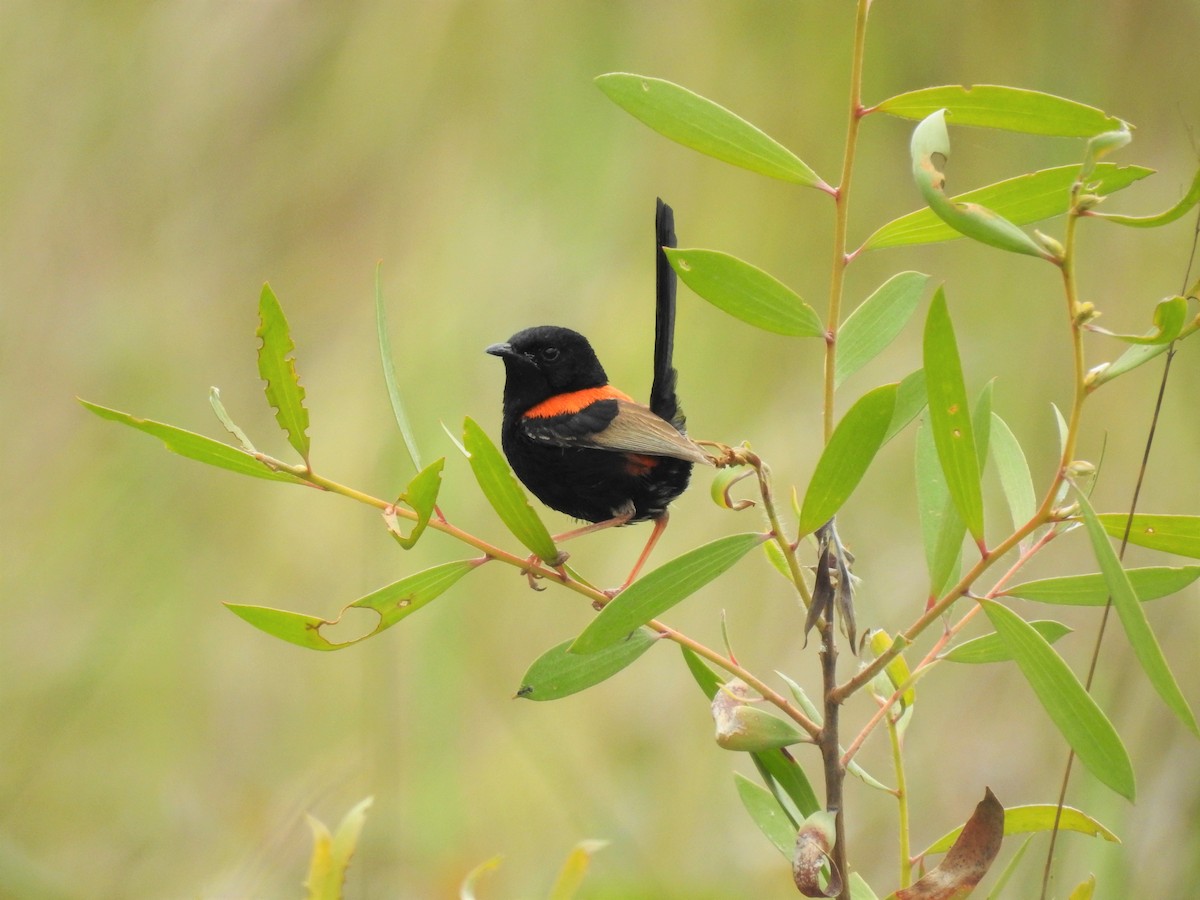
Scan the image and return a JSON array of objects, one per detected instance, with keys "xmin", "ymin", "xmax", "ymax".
[{"xmin": 486, "ymin": 199, "xmax": 711, "ymax": 582}]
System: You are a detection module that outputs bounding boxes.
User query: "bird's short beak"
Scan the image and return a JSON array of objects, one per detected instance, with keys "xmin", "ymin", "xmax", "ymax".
[{"xmin": 485, "ymin": 342, "xmax": 515, "ymax": 358}]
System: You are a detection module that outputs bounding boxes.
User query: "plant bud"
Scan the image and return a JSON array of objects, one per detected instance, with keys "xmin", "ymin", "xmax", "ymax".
[{"xmin": 711, "ymin": 679, "xmax": 806, "ymax": 751}]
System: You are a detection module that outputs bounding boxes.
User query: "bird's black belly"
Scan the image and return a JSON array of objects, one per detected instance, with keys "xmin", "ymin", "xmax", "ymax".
[{"xmin": 501, "ymin": 427, "xmax": 692, "ymax": 523}]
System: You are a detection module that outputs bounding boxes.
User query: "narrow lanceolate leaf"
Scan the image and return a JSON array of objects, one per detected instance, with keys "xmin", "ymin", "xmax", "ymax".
[
  {"xmin": 911, "ymin": 111, "xmax": 1056, "ymax": 261},
  {"xmin": 835, "ymin": 272, "xmax": 929, "ymax": 387},
  {"xmin": 1096, "ymin": 514, "xmax": 1200, "ymax": 558},
  {"xmin": 225, "ymin": 560, "xmax": 477, "ymax": 651},
  {"xmin": 1088, "ymin": 295, "xmax": 1188, "ymax": 345},
  {"xmin": 376, "ymin": 265, "xmax": 423, "ymax": 472},
  {"xmin": 755, "ymin": 747, "xmax": 821, "ymax": 821},
  {"xmin": 980, "ymin": 600, "xmax": 1135, "ymax": 799},
  {"xmin": 876, "ymin": 85, "xmax": 1127, "ymax": 136},
  {"xmin": 1090, "ymin": 319, "xmax": 1200, "ymax": 388},
  {"xmin": 921, "ymin": 803, "xmax": 1118, "ymax": 856},
  {"xmin": 1096, "ymin": 165, "xmax": 1200, "ymax": 228},
  {"xmin": 304, "ymin": 797, "xmax": 373, "ymax": 900},
  {"xmin": 680, "ymin": 644, "xmax": 724, "ymax": 700},
  {"xmin": 735, "ymin": 773, "xmax": 796, "ymax": 858},
  {"xmin": 778, "ymin": 671, "xmax": 892, "ymax": 793},
  {"xmin": 257, "ymin": 283, "xmax": 311, "ymax": 463},
  {"xmin": 79, "ymin": 399, "xmax": 306, "ymax": 484},
  {"xmin": 596, "ymin": 73, "xmax": 828, "ymax": 189},
  {"xmin": 924, "ymin": 289, "xmax": 985, "ymax": 544},
  {"xmin": 666, "ymin": 248, "xmax": 824, "ymax": 337},
  {"xmin": 516, "ymin": 629, "xmax": 658, "ymax": 701},
  {"xmin": 679, "ymin": 647, "xmax": 819, "ymax": 819},
  {"xmin": 990, "ymin": 413, "xmax": 1037, "ymax": 540},
  {"xmin": 943, "ymin": 621, "xmax": 1072, "ymax": 664},
  {"xmin": 895, "ymin": 788, "xmax": 1004, "ymax": 900},
  {"xmin": 915, "ymin": 420, "xmax": 962, "ymax": 599},
  {"xmin": 798, "ymin": 383, "xmax": 899, "ymax": 535},
  {"xmin": 862, "ymin": 163, "xmax": 1152, "ymax": 251},
  {"xmin": 1076, "ymin": 491, "xmax": 1199, "ymax": 735},
  {"xmin": 570, "ymin": 533, "xmax": 765, "ymax": 654},
  {"xmin": 209, "ymin": 387, "xmax": 256, "ymax": 453},
  {"xmin": 1006, "ymin": 567, "xmax": 1200, "ymax": 606},
  {"xmin": 1068, "ymin": 876, "xmax": 1097, "ymax": 900},
  {"xmin": 547, "ymin": 840, "xmax": 608, "ymax": 900},
  {"xmin": 883, "ymin": 369, "xmax": 927, "ymax": 445},
  {"xmin": 462, "ymin": 416, "xmax": 560, "ymax": 564}
]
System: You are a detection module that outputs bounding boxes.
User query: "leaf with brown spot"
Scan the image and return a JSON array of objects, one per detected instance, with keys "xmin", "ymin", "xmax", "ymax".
[{"xmin": 893, "ymin": 788, "xmax": 1004, "ymax": 899}]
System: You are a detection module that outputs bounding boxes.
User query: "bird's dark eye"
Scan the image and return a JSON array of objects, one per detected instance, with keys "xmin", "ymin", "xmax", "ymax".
[{"xmin": 540, "ymin": 347, "xmax": 560, "ymax": 362}]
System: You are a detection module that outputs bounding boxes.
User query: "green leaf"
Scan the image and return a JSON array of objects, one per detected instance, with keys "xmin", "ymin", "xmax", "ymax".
[
  {"xmin": 980, "ymin": 600, "xmax": 1135, "ymax": 799},
  {"xmin": 986, "ymin": 836, "xmax": 1034, "ymax": 900},
  {"xmin": 778, "ymin": 671, "xmax": 893, "ymax": 793},
  {"xmin": 79, "ymin": 399, "xmax": 306, "ymax": 484},
  {"xmin": 385, "ymin": 458, "xmax": 444, "ymax": 549},
  {"xmin": 1076, "ymin": 491, "xmax": 1198, "ymax": 734},
  {"xmin": 735, "ymin": 773, "xmax": 795, "ymax": 858},
  {"xmin": 911, "ymin": 111, "xmax": 1056, "ymax": 261},
  {"xmin": 850, "ymin": 873, "xmax": 880, "ymax": 900},
  {"xmin": 1068, "ymin": 875, "xmax": 1097, "ymax": 900},
  {"xmin": 876, "ymin": 85, "xmax": 1127, "ymax": 136},
  {"xmin": 547, "ymin": 840, "xmax": 608, "ymax": 900},
  {"xmin": 921, "ymin": 803, "xmax": 1119, "ymax": 856},
  {"xmin": 915, "ymin": 419, "xmax": 963, "ymax": 599},
  {"xmin": 862, "ymin": 163, "xmax": 1152, "ymax": 251},
  {"xmin": 376, "ymin": 264, "xmax": 423, "ymax": 472},
  {"xmin": 571, "ymin": 533, "xmax": 764, "ymax": 654},
  {"xmin": 1088, "ymin": 295, "xmax": 1188, "ymax": 344},
  {"xmin": 924, "ymin": 289, "xmax": 985, "ymax": 544},
  {"xmin": 753, "ymin": 747, "xmax": 821, "ymax": 821},
  {"xmin": 462, "ymin": 416, "xmax": 560, "ymax": 564},
  {"xmin": 1096, "ymin": 165, "xmax": 1200, "ymax": 227},
  {"xmin": 882, "ymin": 369, "xmax": 927, "ymax": 445},
  {"xmin": 680, "ymin": 644, "xmax": 724, "ymax": 700},
  {"xmin": 517, "ymin": 629, "xmax": 658, "ymax": 701},
  {"xmin": 679, "ymin": 647, "xmax": 819, "ymax": 819},
  {"xmin": 257, "ymin": 283, "xmax": 311, "ymax": 463},
  {"xmin": 835, "ymin": 272, "xmax": 929, "ymax": 387},
  {"xmin": 944, "ymin": 620, "xmax": 1072, "ymax": 664},
  {"xmin": 1007, "ymin": 566, "xmax": 1200, "ymax": 605},
  {"xmin": 798, "ymin": 383, "xmax": 899, "ymax": 535},
  {"xmin": 1096, "ymin": 514, "xmax": 1200, "ymax": 558},
  {"xmin": 595, "ymin": 73, "xmax": 828, "ymax": 188},
  {"xmin": 304, "ymin": 797, "xmax": 373, "ymax": 900},
  {"xmin": 209, "ymin": 386, "xmax": 256, "ymax": 453},
  {"xmin": 226, "ymin": 560, "xmax": 477, "ymax": 650},
  {"xmin": 666, "ymin": 248, "xmax": 824, "ymax": 337},
  {"xmin": 990, "ymin": 413, "xmax": 1037, "ymax": 540}
]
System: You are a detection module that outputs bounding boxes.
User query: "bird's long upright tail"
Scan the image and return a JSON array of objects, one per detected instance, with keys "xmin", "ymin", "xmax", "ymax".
[{"xmin": 650, "ymin": 198, "xmax": 685, "ymax": 431}]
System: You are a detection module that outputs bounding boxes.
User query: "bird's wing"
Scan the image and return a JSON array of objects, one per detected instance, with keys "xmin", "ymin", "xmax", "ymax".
[{"xmin": 522, "ymin": 398, "xmax": 712, "ymax": 466}]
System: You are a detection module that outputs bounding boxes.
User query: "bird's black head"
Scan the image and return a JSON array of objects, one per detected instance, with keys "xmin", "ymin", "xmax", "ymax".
[{"xmin": 486, "ymin": 325, "xmax": 609, "ymax": 416}]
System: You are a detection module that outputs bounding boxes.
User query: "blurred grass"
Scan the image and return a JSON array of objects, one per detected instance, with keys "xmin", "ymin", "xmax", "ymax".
[{"xmin": 2, "ymin": 1, "xmax": 1199, "ymax": 898}]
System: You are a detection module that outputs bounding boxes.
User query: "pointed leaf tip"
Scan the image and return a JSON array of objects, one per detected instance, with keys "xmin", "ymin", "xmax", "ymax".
[{"xmin": 596, "ymin": 73, "xmax": 828, "ymax": 189}]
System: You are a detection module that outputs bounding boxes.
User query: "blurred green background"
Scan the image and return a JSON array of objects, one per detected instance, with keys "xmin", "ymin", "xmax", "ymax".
[{"xmin": 4, "ymin": 2, "xmax": 1199, "ymax": 898}]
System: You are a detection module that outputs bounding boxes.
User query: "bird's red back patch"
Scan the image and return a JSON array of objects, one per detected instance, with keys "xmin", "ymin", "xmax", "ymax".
[{"xmin": 523, "ymin": 385, "xmax": 634, "ymax": 419}]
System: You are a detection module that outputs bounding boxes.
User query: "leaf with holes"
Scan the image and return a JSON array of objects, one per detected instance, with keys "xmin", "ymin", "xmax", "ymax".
[{"xmin": 257, "ymin": 283, "xmax": 311, "ymax": 463}]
